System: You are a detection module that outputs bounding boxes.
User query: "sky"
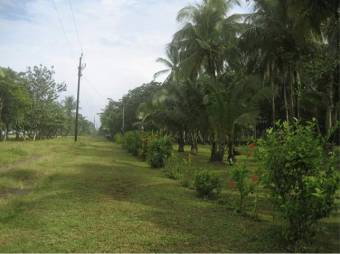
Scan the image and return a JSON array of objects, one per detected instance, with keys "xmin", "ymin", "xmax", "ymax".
[{"xmin": 0, "ymin": 0, "xmax": 251, "ymax": 128}]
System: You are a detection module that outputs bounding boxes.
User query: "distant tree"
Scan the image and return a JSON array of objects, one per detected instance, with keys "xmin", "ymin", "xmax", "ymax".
[
  {"xmin": 62, "ymin": 96, "xmax": 77, "ymax": 136},
  {"xmin": 23, "ymin": 65, "xmax": 66, "ymax": 140},
  {"xmin": 0, "ymin": 67, "xmax": 31, "ymax": 140}
]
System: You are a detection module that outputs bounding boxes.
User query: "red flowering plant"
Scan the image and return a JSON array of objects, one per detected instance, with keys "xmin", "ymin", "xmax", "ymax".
[
  {"xmin": 228, "ymin": 180, "xmax": 236, "ymax": 189},
  {"xmin": 251, "ymin": 175, "xmax": 258, "ymax": 183},
  {"xmin": 247, "ymin": 143, "xmax": 257, "ymax": 157}
]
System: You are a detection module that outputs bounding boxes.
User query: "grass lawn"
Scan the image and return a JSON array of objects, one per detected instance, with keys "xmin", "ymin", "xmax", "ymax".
[{"xmin": 0, "ymin": 137, "xmax": 339, "ymax": 252}]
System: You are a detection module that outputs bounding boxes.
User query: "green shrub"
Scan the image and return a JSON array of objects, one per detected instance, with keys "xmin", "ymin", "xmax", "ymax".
[
  {"xmin": 194, "ymin": 170, "xmax": 222, "ymax": 198},
  {"xmin": 163, "ymin": 153, "xmax": 197, "ymax": 188},
  {"xmin": 164, "ymin": 154, "xmax": 186, "ymax": 180},
  {"xmin": 257, "ymin": 120, "xmax": 339, "ymax": 249},
  {"xmin": 113, "ymin": 133, "xmax": 123, "ymax": 144},
  {"xmin": 122, "ymin": 131, "xmax": 142, "ymax": 156},
  {"xmin": 230, "ymin": 164, "xmax": 254, "ymax": 213},
  {"xmin": 138, "ymin": 132, "xmax": 156, "ymax": 160},
  {"xmin": 180, "ymin": 168, "xmax": 196, "ymax": 189},
  {"xmin": 147, "ymin": 135, "xmax": 172, "ymax": 168}
]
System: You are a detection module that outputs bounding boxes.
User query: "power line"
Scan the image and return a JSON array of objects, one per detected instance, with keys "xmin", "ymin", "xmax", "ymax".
[
  {"xmin": 50, "ymin": 0, "xmax": 75, "ymax": 57},
  {"xmin": 67, "ymin": 0, "xmax": 83, "ymax": 53},
  {"xmin": 82, "ymin": 76, "xmax": 105, "ymax": 99}
]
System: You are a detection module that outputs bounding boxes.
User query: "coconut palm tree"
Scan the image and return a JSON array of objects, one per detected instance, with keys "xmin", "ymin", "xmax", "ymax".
[
  {"xmin": 290, "ymin": 0, "xmax": 340, "ymax": 136},
  {"xmin": 240, "ymin": 0, "xmax": 310, "ymax": 124},
  {"xmin": 172, "ymin": 0, "xmax": 244, "ymax": 161},
  {"xmin": 172, "ymin": 0, "xmax": 241, "ymax": 79},
  {"xmin": 153, "ymin": 45, "xmax": 181, "ymax": 83}
]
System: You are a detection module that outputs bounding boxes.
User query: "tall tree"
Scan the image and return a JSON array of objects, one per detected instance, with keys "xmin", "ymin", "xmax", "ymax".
[
  {"xmin": 24, "ymin": 65, "xmax": 66, "ymax": 140},
  {"xmin": 172, "ymin": 0, "xmax": 242, "ymax": 161}
]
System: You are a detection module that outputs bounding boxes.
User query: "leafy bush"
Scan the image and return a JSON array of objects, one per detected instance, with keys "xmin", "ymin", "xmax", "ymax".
[
  {"xmin": 164, "ymin": 154, "xmax": 186, "ymax": 180},
  {"xmin": 230, "ymin": 164, "xmax": 254, "ymax": 213},
  {"xmin": 147, "ymin": 135, "xmax": 172, "ymax": 168},
  {"xmin": 257, "ymin": 121, "xmax": 339, "ymax": 248},
  {"xmin": 122, "ymin": 131, "xmax": 142, "ymax": 156},
  {"xmin": 194, "ymin": 170, "xmax": 222, "ymax": 198},
  {"xmin": 113, "ymin": 133, "xmax": 123, "ymax": 144},
  {"xmin": 163, "ymin": 153, "xmax": 198, "ymax": 188},
  {"xmin": 138, "ymin": 132, "xmax": 156, "ymax": 160}
]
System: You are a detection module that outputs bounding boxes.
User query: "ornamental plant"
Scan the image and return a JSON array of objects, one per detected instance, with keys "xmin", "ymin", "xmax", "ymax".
[
  {"xmin": 138, "ymin": 132, "xmax": 156, "ymax": 160},
  {"xmin": 194, "ymin": 170, "xmax": 222, "ymax": 198},
  {"xmin": 147, "ymin": 135, "xmax": 172, "ymax": 168},
  {"xmin": 257, "ymin": 120, "xmax": 338, "ymax": 250},
  {"xmin": 164, "ymin": 154, "xmax": 186, "ymax": 180},
  {"xmin": 230, "ymin": 164, "xmax": 254, "ymax": 213}
]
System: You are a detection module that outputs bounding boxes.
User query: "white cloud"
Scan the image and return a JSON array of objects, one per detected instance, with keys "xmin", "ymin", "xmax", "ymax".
[{"xmin": 0, "ymin": 0, "xmax": 248, "ymax": 127}]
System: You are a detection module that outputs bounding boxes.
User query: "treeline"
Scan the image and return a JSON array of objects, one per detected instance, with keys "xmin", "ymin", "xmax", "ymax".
[
  {"xmin": 0, "ymin": 65, "xmax": 95, "ymax": 140},
  {"xmin": 100, "ymin": 0, "xmax": 339, "ymax": 162}
]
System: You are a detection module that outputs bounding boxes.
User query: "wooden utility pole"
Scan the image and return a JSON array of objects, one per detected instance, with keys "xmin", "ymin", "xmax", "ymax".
[
  {"xmin": 121, "ymin": 103, "xmax": 125, "ymax": 135},
  {"xmin": 75, "ymin": 53, "xmax": 85, "ymax": 142}
]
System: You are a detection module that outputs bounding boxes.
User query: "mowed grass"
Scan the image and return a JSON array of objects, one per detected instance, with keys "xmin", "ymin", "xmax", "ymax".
[{"xmin": 0, "ymin": 138, "xmax": 339, "ymax": 252}]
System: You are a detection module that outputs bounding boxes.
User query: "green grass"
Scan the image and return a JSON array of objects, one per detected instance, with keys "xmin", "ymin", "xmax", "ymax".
[{"xmin": 0, "ymin": 138, "xmax": 338, "ymax": 252}]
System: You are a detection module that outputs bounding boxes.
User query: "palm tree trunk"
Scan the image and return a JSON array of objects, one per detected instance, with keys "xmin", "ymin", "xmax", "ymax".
[
  {"xmin": 227, "ymin": 126, "xmax": 235, "ymax": 165},
  {"xmin": 334, "ymin": 11, "xmax": 340, "ymax": 143},
  {"xmin": 190, "ymin": 131, "xmax": 198, "ymax": 155},
  {"xmin": 210, "ymin": 138, "xmax": 218, "ymax": 161},
  {"xmin": 283, "ymin": 78, "xmax": 289, "ymax": 122},
  {"xmin": 326, "ymin": 81, "xmax": 334, "ymax": 137},
  {"xmin": 210, "ymin": 134, "xmax": 224, "ymax": 162},
  {"xmin": 227, "ymin": 138, "xmax": 234, "ymax": 165},
  {"xmin": 4, "ymin": 123, "xmax": 9, "ymax": 141},
  {"xmin": 271, "ymin": 78, "xmax": 276, "ymax": 125},
  {"xmin": 290, "ymin": 75, "xmax": 295, "ymax": 119},
  {"xmin": 296, "ymin": 71, "xmax": 302, "ymax": 119},
  {"xmin": 217, "ymin": 141, "xmax": 225, "ymax": 162},
  {"xmin": 177, "ymin": 130, "xmax": 185, "ymax": 152}
]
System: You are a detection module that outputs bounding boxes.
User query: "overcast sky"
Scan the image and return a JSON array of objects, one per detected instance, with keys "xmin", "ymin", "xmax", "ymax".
[{"xmin": 0, "ymin": 0, "xmax": 251, "ymax": 127}]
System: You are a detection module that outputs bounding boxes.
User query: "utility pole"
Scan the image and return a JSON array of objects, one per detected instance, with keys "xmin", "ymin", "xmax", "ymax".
[
  {"xmin": 121, "ymin": 103, "xmax": 125, "ymax": 135},
  {"xmin": 74, "ymin": 53, "xmax": 85, "ymax": 142}
]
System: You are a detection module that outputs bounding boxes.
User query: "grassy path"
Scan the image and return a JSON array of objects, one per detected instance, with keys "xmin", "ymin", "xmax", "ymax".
[{"xmin": 0, "ymin": 138, "xmax": 338, "ymax": 252}]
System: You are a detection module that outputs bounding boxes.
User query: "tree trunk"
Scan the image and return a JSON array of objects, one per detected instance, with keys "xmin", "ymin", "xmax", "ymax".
[
  {"xmin": 4, "ymin": 124, "xmax": 9, "ymax": 141},
  {"xmin": 177, "ymin": 131, "xmax": 185, "ymax": 152},
  {"xmin": 227, "ymin": 138, "xmax": 234, "ymax": 165},
  {"xmin": 210, "ymin": 139, "xmax": 218, "ymax": 161},
  {"xmin": 271, "ymin": 78, "xmax": 276, "ymax": 125},
  {"xmin": 217, "ymin": 142, "xmax": 225, "ymax": 161},
  {"xmin": 190, "ymin": 131, "xmax": 198, "ymax": 154},
  {"xmin": 283, "ymin": 78, "xmax": 289, "ymax": 122},
  {"xmin": 190, "ymin": 143, "xmax": 198, "ymax": 154},
  {"xmin": 227, "ymin": 127, "xmax": 235, "ymax": 165},
  {"xmin": 210, "ymin": 133, "xmax": 225, "ymax": 162},
  {"xmin": 326, "ymin": 81, "xmax": 334, "ymax": 137},
  {"xmin": 334, "ymin": 8, "xmax": 340, "ymax": 144},
  {"xmin": 296, "ymin": 71, "xmax": 302, "ymax": 119},
  {"xmin": 289, "ymin": 68, "xmax": 295, "ymax": 119}
]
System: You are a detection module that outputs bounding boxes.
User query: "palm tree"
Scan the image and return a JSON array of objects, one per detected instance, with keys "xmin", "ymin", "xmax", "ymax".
[
  {"xmin": 240, "ymin": 0, "xmax": 308, "ymax": 123},
  {"xmin": 290, "ymin": 0, "xmax": 340, "ymax": 136},
  {"xmin": 154, "ymin": 45, "xmax": 180, "ymax": 83},
  {"xmin": 172, "ymin": 0, "xmax": 243, "ymax": 161},
  {"xmin": 172, "ymin": 0, "xmax": 240, "ymax": 79},
  {"xmin": 204, "ymin": 71, "xmax": 270, "ymax": 163},
  {"xmin": 153, "ymin": 45, "xmax": 188, "ymax": 151}
]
